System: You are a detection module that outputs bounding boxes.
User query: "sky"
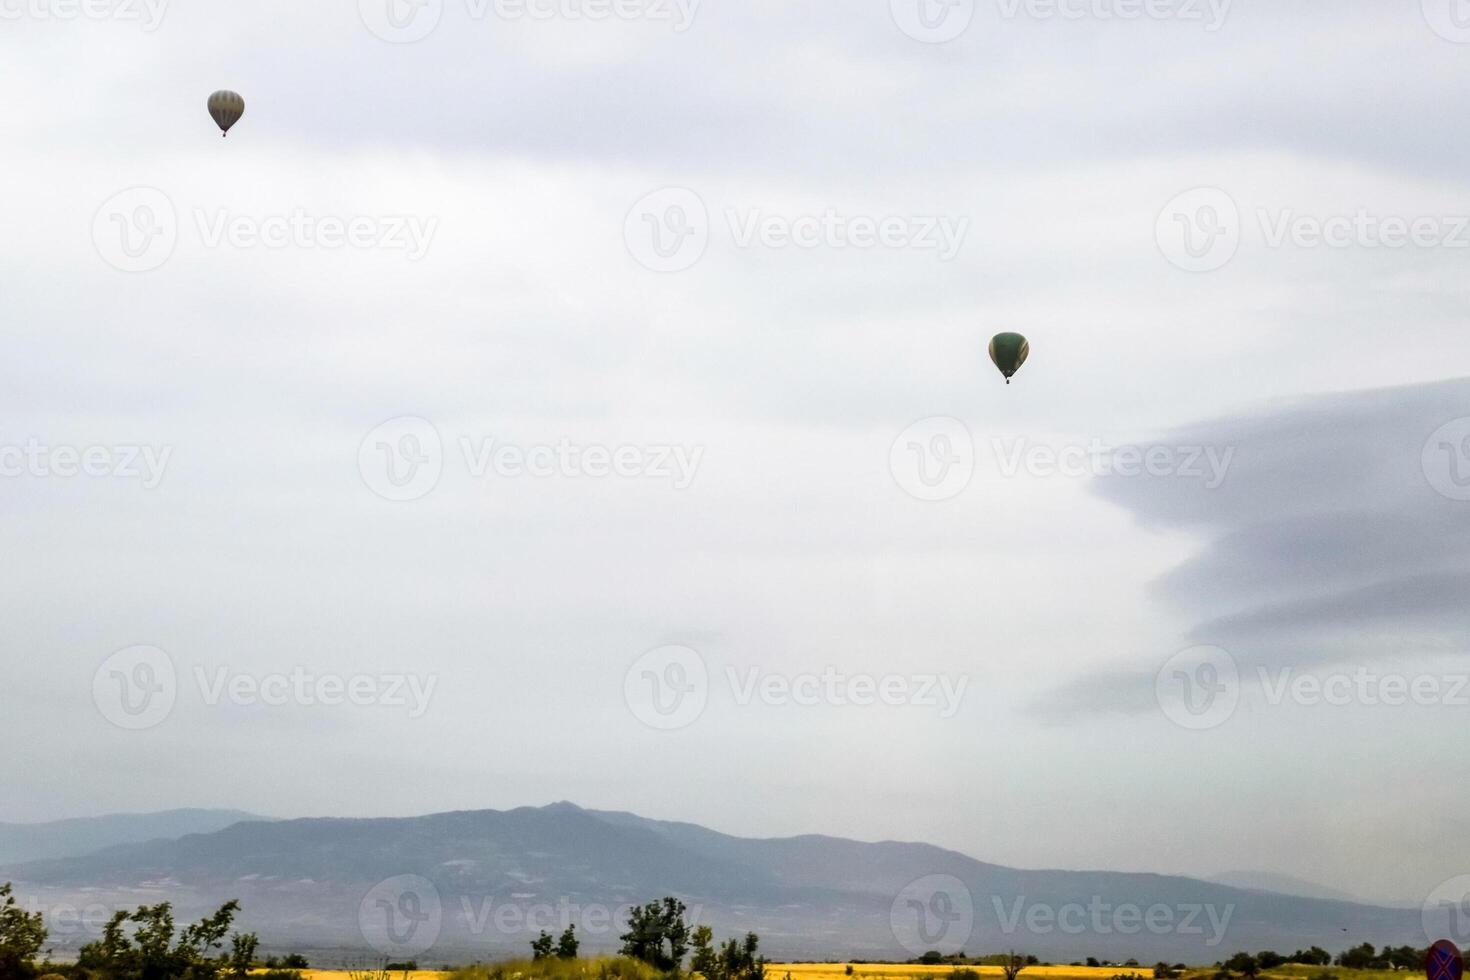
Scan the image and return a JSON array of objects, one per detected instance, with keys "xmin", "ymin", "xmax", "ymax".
[{"xmin": 2, "ymin": 0, "xmax": 1469, "ymax": 911}]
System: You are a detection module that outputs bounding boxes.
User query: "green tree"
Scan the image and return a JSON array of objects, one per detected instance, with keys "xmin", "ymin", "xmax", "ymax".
[
  {"xmin": 619, "ymin": 898, "xmax": 691, "ymax": 971},
  {"xmin": 76, "ymin": 899, "xmax": 251, "ymax": 980},
  {"xmin": 690, "ymin": 925, "xmax": 717, "ymax": 978},
  {"xmin": 556, "ymin": 925, "xmax": 579, "ymax": 959},
  {"xmin": 229, "ymin": 932, "xmax": 259, "ymax": 976},
  {"xmin": 999, "ymin": 951, "xmax": 1026, "ymax": 980},
  {"xmin": 714, "ymin": 932, "xmax": 765, "ymax": 980},
  {"xmin": 531, "ymin": 931, "xmax": 555, "ymax": 961},
  {"xmin": 1223, "ymin": 953, "xmax": 1258, "ymax": 977},
  {"xmin": 0, "ymin": 883, "xmax": 48, "ymax": 980}
]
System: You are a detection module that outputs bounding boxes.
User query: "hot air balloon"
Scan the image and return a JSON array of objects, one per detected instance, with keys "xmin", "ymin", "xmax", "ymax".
[
  {"xmin": 989, "ymin": 332, "xmax": 1030, "ymax": 384},
  {"xmin": 207, "ymin": 90, "xmax": 245, "ymax": 137}
]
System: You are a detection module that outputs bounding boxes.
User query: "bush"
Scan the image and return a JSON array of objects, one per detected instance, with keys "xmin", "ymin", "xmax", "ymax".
[
  {"xmin": 949, "ymin": 970, "xmax": 981, "ymax": 980},
  {"xmin": 450, "ymin": 955, "xmax": 665, "ymax": 980}
]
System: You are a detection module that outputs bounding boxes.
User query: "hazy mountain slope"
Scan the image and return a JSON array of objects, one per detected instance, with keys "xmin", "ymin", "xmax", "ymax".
[
  {"xmin": 0, "ymin": 809, "xmax": 267, "ymax": 863},
  {"xmin": 1205, "ymin": 871, "xmax": 1365, "ymax": 905}
]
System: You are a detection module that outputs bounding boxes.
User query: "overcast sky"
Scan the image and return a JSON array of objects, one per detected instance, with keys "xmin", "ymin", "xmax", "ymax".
[{"xmin": 3, "ymin": 0, "xmax": 1469, "ymax": 910}]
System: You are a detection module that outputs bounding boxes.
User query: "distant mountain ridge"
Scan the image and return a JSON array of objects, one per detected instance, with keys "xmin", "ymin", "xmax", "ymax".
[
  {"xmin": 2, "ymin": 803, "xmax": 1425, "ymax": 964},
  {"xmin": 0, "ymin": 808, "xmax": 267, "ymax": 864}
]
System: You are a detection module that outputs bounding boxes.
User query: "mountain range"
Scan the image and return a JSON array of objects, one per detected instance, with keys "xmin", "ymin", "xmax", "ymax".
[
  {"xmin": 1, "ymin": 803, "xmax": 1427, "ymax": 965},
  {"xmin": 0, "ymin": 809, "xmax": 267, "ymax": 864}
]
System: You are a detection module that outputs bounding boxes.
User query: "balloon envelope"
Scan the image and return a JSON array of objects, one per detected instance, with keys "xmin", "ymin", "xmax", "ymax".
[
  {"xmin": 207, "ymin": 90, "xmax": 245, "ymax": 136},
  {"xmin": 989, "ymin": 332, "xmax": 1030, "ymax": 384}
]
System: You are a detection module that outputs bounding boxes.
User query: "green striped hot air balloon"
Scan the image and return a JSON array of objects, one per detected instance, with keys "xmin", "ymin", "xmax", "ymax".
[
  {"xmin": 207, "ymin": 90, "xmax": 245, "ymax": 137},
  {"xmin": 988, "ymin": 332, "xmax": 1030, "ymax": 385}
]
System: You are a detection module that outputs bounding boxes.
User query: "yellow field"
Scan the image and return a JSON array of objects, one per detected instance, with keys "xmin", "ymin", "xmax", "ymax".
[
  {"xmin": 290, "ymin": 967, "xmax": 1151, "ymax": 980},
  {"xmin": 776, "ymin": 967, "xmax": 1149, "ymax": 980}
]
